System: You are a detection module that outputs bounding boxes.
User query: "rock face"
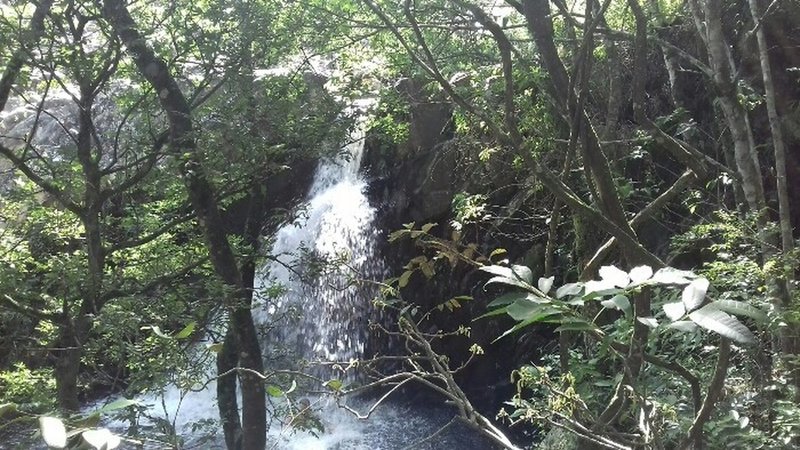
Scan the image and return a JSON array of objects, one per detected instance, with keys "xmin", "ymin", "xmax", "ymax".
[
  {"xmin": 362, "ymin": 78, "xmax": 456, "ymax": 229},
  {"xmin": 360, "ymin": 79, "xmax": 552, "ymax": 422}
]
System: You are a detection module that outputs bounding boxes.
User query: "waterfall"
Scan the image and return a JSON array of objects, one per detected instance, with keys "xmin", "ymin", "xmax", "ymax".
[{"xmin": 255, "ymin": 123, "xmax": 383, "ymax": 370}]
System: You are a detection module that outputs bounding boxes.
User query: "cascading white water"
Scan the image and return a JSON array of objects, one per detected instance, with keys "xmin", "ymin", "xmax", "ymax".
[{"xmin": 255, "ymin": 124, "xmax": 383, "ymax": 368}]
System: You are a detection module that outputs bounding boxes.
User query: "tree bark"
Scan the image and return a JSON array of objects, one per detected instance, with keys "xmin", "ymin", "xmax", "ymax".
[
  {"xmin": 101, "ymin": 1, "xmax": 267, "ymax": 448},
  {"xmin": 747, "ymin": 0, "xmax": 799, "ymax": 405}
]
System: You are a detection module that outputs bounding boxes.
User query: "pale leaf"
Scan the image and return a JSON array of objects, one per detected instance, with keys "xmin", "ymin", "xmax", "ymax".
[
  {"xmin": 663, "ymin": 301, "xmax": 686, "ymax": 321},
  {"xmin": 556, "ymin": 282, "xmax": 583, "ymax": 299},
  {"xmin": 629, "ymin": 265, "xmax": 653, "ymax": 284},
  {"xmin": 651, "ymin": 267, "xmax": 694, "ymax": 285},
  {"xmin": 688, "ymin": 304, "xmax": 756, "ymax": 344},
  {"xmin": 637, "ymin": 317, "xmax": 659, "ymax": 328},
  {"xmin": 682, "ymin": 278, "xmax": 710, "ymax": 312},
  {"xmin": 82, "ymin": 428, "xmax": 121, "ymax": 450},
  {"xmin": 538, "ymin": 276, "xmax": 554, "ymax": 295},
  {"xmin": 599, "ymin": 265, "xmax": 630, "ymax": 288},
  {"xmin": 39, "ymin": 416, "xmax": 67, "ymax": 449}
]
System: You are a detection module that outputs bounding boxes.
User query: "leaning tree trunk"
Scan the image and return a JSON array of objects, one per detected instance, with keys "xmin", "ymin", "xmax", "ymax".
[{"xmin": 101, "ymin": 1, "xmax": 267, "ymax": 448}]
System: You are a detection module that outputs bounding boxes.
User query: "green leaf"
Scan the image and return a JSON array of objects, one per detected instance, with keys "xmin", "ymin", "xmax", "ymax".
[
  {"xmin": 96, "ymin": 398, "xmax": 141, "ymax": 414},
  {"xmin": 174, "ymin": 321, "xmax": 196, "ymax": 339},
  {"xmin": 713, "ymin": 300, "xmax": 767, "ymax": 322},
  {"xmin": 206, "ymin": 342, "xmax": 224, "ymax": 353},
  {"xmin": 601, "ymin": 294, "xmax": 630, "ymax": 313},
  {"xmin": 398, "ymin": 270, "xmax": 413, "ymax": 288},
  {"xmin": 555, "ymin": 320, "xmax": 598, "ymax": 332},
  {"xmin": 39, "ymin": 416, "xmax": 67, "ymax": 449},
  {"xmin": 419, "ymin": 261, "xmax": 434, "ymax": 278},
  {"xmin": 266, "ymin": 385, "xmax": 284, "ymax": 397},
  {"xmin": 420, "ymin": 223, "xmax": 437, "ymax": 233},
  {"xmin": 506, "ymin": 301, "xmax": 543, "ymax": 321},
  {"xmin": 688, "ymin": 304, "xmax": 756, "ymax": 344},
  {"xmin": 475, "ymin": 307, "xmax": 512, "ymax": 320},
  {"xmin": 493, "ymin": 314, "xmax": 553, "ymax": 342},
  {"xmin": 325, "ymin": 379, "xmax": 343, "ymax": 391},
  {"xmin": 509, "ymin": 304, "xmax": 561, "ymax": 323}
]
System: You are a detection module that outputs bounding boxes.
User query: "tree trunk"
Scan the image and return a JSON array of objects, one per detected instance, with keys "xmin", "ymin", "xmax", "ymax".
[
  {"xmin": 102, "ymin": 1, "xmax": 268, "ymax": 448},
  {"xmin": 747, "ymin": 0, "xmax": 799, "ymax": 405},
  {"xmin": 217, "ymin": 329, "xmax": 242, "ymax": 450}
]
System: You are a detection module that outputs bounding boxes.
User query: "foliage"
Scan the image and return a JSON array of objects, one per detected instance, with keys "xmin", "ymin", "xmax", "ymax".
[{"xmin": 0, "ymin": 363, "xmax": 56, "ymax": 413}]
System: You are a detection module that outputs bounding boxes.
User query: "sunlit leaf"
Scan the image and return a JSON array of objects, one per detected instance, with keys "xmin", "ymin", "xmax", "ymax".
[
  {"xmin": 485, "ymin": 275, "xmax": 533, "ymax": 291},
  {"xmin": 713, "ymin": 300, "xmax": 767, "ymax": 322},
  {"xmin": 682, "ymin": 278, "xmax": 709, "ymax": 312},
  {"xmin": 511, "ymin": 265, "xmax": 533, "ymax": 284},
  {"xmin": 143, "ymin": 325, "xmax": 171, "ymax": 339},
  {"xmin": 206, "ymin": 342, "xmax": 224, "ymax": 353},
  {"xmin": 651, "ymin": 267, "xmax": 694, "ymax": 285},
  {"xmin": 688, "ymin": 304, "xmax": 756, "ymax": 344},
  {"xmin": 82, "ymin": 428, "xmax": 121, "ymax": 449},
  {"xmin": 39, "ymin": 416, "xmax": 67, "ymax": 449},
  {"xmin": 96, "ymin": 398, "xmax": 142, "ymax": 414},
  {"xmin": 637, "ymin": 317, "xmax": 659, "ymax": 328},
  {"xmin": 556, "ymin": 282, "xmax": 583, "ymax": 299},
  {"xmin": 667, "ymin": 320, "xmax": 698, "ymax": 333},
  {"xmin": 628, "ymin": 266, "xmax": 653, "ymax": 284},
  {"xmin": 599, "ymin": 265, "xmax": 630, "ymax": 288},
  {"xmin": 489, "ymin": 248, "xmax": 507, "ymax": 260},
  {"xmin": 584, "ymin": 279, "xmax": 616, "ymax": 296},
  {"xmin": 538, "ymin": 276, "xmax": 554, "ymax": 295},
  {"xmin": 663, "ymin": 301, "xmax": 686, "ymax": 321},
  {"xmin": 480, "ymin": 265, "xmax": 514, "ymax": 278}
]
